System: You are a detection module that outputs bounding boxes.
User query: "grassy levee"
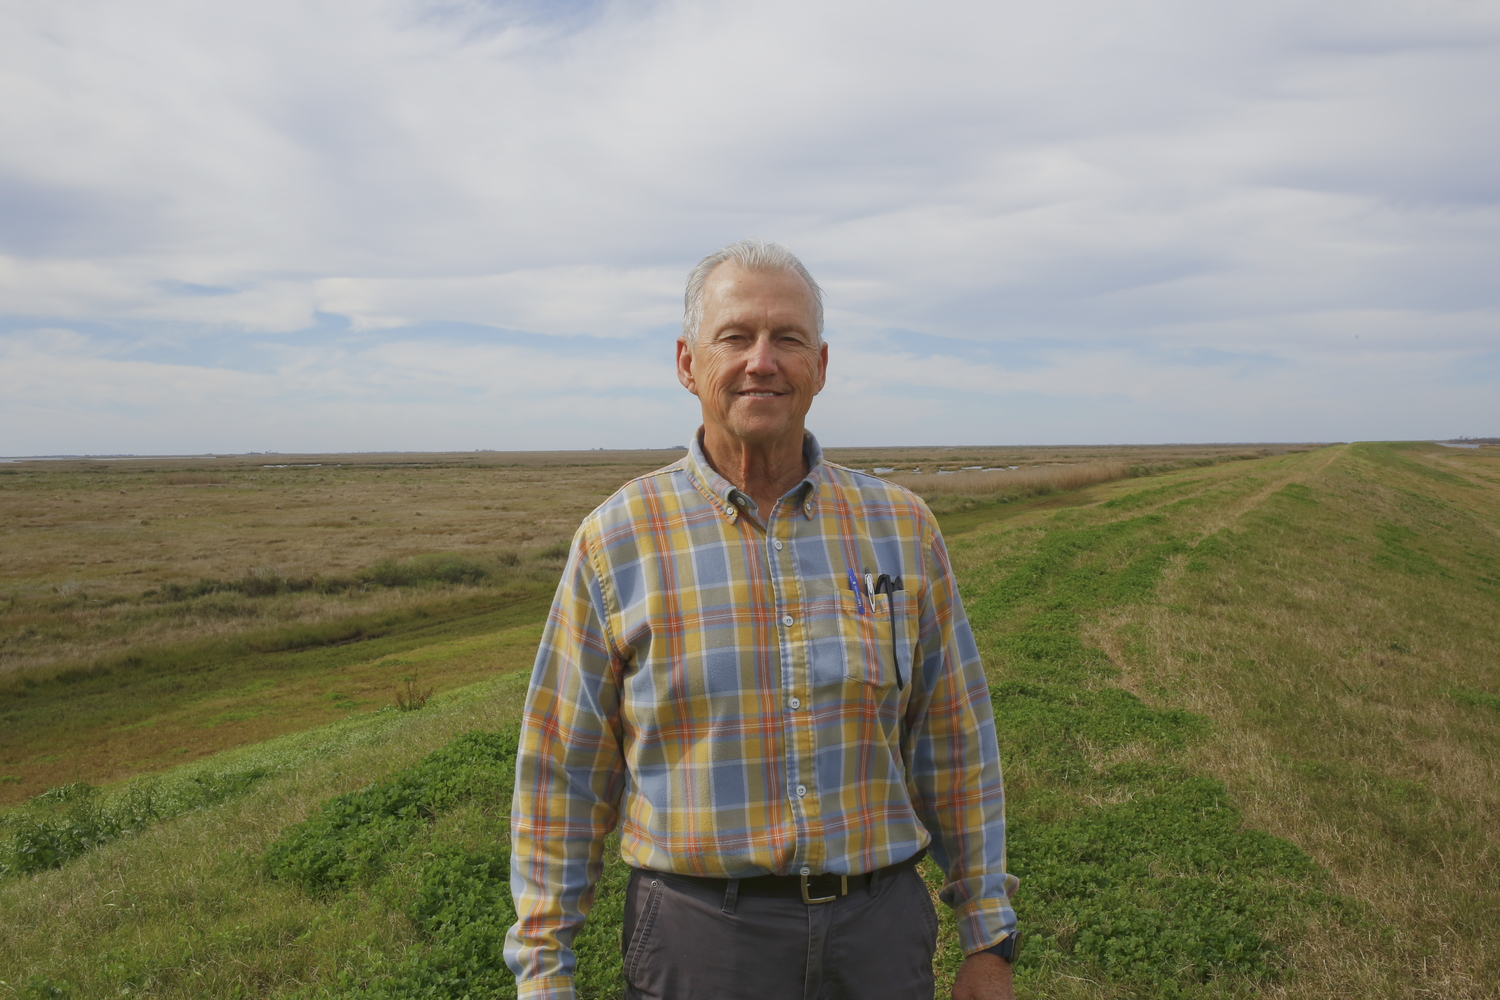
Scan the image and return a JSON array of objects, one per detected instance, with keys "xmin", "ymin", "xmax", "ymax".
[
  {"xmin": 3, "ymin": 441, "xmax": 1498, "ymax": 998},
  {"xmin": 0, "ymin": 587, "xmax": 556, "ymax": 802},
  {"xmin": 1079, "ymin": 442, "xmax": 1500, "ymax": 997},
  {"xmin": 0, "ymin": 667, "xmax": 542, "ymax": 998}
]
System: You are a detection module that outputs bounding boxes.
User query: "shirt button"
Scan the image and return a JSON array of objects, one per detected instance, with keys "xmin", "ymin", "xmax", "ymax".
[
  {"xmin": 773, "ymin": 538, "xmax": 783, "ymax": 551},
  {"xmin": 789, "ymin": 697, "xmax": 801, "ymax": 709},
  {"xmin": 796, "ymin": 784, "xmax": 807, "ymax": 797},
  {"xmin": 782, "ymin": 615, "xmax": 794, "ymax": 626}
]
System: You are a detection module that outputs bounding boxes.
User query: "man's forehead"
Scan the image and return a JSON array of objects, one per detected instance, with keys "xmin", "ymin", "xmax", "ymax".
[{"xmin": 702, "ymin": 263, "xmax": 817, "ymax": 317}]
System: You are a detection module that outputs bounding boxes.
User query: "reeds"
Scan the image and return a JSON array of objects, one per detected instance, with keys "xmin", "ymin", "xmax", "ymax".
[{"xmin": 888, "ymin": 459, "xmax": 1131, "ymax": 500}]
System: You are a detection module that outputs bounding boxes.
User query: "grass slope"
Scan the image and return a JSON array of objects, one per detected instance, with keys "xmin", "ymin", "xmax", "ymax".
[
  {"xmin": 1089, "ymin": 443, "xmax": 1500, "ymax": 997},
  {"xmin": 3, "ymin": 442, "xmax": 1498, "ymax": 998},
  {"xmin": 0, "ymin": 584, "xmax": 555, "ymax": 802}
]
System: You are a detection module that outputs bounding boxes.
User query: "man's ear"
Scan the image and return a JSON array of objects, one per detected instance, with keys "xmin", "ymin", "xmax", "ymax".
[
  {"xmin": 676, "ymin": 337, "xmax": 699, "ymax": 395},
  {"xmin": 813, "ymin": 340, "xmax": 829, "ymax": 395}
]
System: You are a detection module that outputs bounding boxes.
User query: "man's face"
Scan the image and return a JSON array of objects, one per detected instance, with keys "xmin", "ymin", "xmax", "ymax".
[{"xmin": 677, "ymin": 262, "xmax": 828, "ymax": 453}]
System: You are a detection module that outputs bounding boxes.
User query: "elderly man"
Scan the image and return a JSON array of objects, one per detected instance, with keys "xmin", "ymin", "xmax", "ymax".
[{"xmin": 505, "ymin": 240, "xmax": 1018, "ymax": 1000}]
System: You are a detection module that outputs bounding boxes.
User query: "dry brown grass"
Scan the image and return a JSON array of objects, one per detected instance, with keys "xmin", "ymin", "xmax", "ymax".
[
  {"xmin": 888, "ymin": 459, "xmax": 1132, "ymax": 499},
  {"xmin": 0, "ymin": 443, "xmax": 1301, "ymax": 809},
  {"xmin": 0, "ymin": 444, "xmax": 1302, "ymax": 785},
  {"xmin": 823, "ymin": 442, "xmax": 1308, "ymax": 473},
  {"xmin": 0, "ymin": 451, "xmax": 683, "ymax": 677},
  {"xmin": 1, "ymin": 450, "xmax": 692, "ymax": 804}
]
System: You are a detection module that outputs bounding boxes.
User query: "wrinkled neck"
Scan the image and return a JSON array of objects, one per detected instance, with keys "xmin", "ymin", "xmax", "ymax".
[{"xmin": 699, "ymin": 425, "xmax": 808, "ymax": 513}]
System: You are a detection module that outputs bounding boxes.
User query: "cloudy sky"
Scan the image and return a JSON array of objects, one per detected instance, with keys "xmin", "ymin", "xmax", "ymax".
[{"xmin": 2, "ymin": 0, "xmax": 1497, "ymax": 455}]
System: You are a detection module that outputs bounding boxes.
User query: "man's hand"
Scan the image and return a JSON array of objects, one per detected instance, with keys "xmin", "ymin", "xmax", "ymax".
[{"xmin": 952, "ymin": 951, "xmax": 1015, "ymax": 1000}]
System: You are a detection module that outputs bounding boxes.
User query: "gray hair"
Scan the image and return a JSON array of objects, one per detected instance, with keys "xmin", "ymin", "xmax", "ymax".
[{"xmin": 681, "ymin": 239, "xmax": 824, "ymax": 346}]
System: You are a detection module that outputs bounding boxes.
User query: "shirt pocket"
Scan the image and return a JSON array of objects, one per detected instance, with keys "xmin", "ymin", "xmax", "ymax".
[
  {"xmin": 811, "ymin": 589, "xmax": 918, "ymax": 690},
  {"xmin": 869, "ymin": 590, "xmax": 920, "ymax": 691}
]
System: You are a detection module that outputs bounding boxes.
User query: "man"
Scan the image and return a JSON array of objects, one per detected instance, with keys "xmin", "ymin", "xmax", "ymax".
[{"xmin": 505, "ymin": 240, "xmax": 1018, "ymax": 999}]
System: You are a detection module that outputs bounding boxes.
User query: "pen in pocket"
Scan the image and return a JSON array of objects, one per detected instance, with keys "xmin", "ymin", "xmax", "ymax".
[{"xmin": 846, "ymin": 569, "xmax": 866, "ymax": 614}]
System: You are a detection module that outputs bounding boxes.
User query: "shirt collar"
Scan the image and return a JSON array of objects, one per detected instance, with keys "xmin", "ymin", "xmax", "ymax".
[{"xmin": 686, "ymin": 428, "xmax": 824, "ymax": 522}]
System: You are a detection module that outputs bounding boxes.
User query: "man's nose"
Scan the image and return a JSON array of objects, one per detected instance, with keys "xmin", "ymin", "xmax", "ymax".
[{"xmin": 745, "ymin": 334, "xmax": 779, "ymax": 373}]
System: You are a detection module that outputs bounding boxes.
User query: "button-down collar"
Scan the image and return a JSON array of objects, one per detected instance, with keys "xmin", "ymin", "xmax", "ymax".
[{"xmin": 686, "ymin": 429, "xmax": 823, "ymax": 522}]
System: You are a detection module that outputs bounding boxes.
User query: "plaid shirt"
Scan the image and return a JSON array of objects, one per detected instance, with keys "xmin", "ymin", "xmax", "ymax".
[{"xmin": 505, "ymin": 433, "xmax": 1017, "ymax": 999}]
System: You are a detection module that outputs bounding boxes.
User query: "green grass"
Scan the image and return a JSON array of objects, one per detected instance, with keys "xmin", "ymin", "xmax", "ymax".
[
  {"xmin": 1012, "ymin": 768, "xmax": 1327, "ymax": 990},
  {"xmin": 1, "ymin": 671, "xmax": 538, "ymax": 999},
  {"xmin": 942, "ymin": 476, "xmax": 1334, "ymax": 997},
  {"xmin": 4, "ymin": 441, "xmax": 1499, "ymax": 998},
  {"xmin": 1027, "ymin": 442, "xmax": 1500, "ymax": 997},
  {"xmin": 2, "ymin": 588, "xmax": 552, "ymax": 724},
  {"xmin": 2, "ymin": 770, "xmax": 272, "ymax": 877},
  {"xmin": 262, "ymin": 729, "xmax": 523, "ymax": 998},
  {"xmin": 0, "ymin": 586, "xmax": 554, "ymax": 803},
  {"xmin": 1449, "ymin": 688, "xmax": 1500, "ymax": 713}
]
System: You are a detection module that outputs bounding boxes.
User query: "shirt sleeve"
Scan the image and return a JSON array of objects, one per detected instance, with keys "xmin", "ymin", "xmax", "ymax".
[
  {"xmin": 907, "ymin": 518, "xmax": 1020, "ymax": 955},
  {"xmin": 505, "ymin": 529, "xmax": 626, "ymax": 1000}
]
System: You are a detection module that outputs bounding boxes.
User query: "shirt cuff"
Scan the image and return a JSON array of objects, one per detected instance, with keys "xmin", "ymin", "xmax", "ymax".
[
  {"xmin": 517, "ymin": 975, "xmax": 575, "ymax": 1000},
  {"xmin": 952, "ymin": 895, "xmax": 1019, "ymax": 956}
]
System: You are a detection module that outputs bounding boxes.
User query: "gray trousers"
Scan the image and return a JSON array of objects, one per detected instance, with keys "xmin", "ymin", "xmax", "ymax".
[{"xmin": 620, "ymin": 866, "xmax": 939, "ymax": 1000}]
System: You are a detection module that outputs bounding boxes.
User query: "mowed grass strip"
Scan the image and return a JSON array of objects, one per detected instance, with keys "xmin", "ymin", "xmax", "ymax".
[
  {"xmin": 929, "ymin": 462, "xmax": 1336, "ymax": 998},
  {"xmin": 1074, "ymin": 443, "xmax": 1500, "ymax": 998}
]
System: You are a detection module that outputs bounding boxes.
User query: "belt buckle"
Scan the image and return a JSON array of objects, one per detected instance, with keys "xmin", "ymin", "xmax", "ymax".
[{"xmin": 800, "ymin": 872, "xmax": 847, "ymax": 904}]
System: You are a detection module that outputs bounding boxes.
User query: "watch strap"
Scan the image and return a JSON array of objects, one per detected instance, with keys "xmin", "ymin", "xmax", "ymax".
[{"xmin": 983, "ymin": 930, "xmax": 1020, "ymax": 963}]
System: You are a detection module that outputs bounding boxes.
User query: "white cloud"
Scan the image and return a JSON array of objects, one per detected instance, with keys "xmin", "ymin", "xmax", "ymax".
[
  {"xmin": 0, "ymin": 256, "xmax": 318, "ymax": 330},
  {"xmin": 0, "ymin": 324, "xmax": 697, "ymax": 454},
  {"xmin": 315, "ymin": 265, "xmax": 683, "ymax": 336}
]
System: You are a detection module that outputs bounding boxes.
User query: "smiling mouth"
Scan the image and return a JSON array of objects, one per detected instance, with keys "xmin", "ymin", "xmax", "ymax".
[{"xmin": 736, "ymin": 390, "xmax": 785, "ymax": 397}]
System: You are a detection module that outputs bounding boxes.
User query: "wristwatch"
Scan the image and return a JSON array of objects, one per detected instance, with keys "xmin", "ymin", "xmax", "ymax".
[{"xmin": 983, "ymin": 931, "xmax": 1020, "ymax": 963}]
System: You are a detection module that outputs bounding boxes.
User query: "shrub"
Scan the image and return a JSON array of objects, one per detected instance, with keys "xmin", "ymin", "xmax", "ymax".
[
  {"xmin": 366, "ymin": 553, "xmax": 492, "ymax": 588},
  {"xmin": 141, "ymin": 548, "xmax": 564, "ymax": 608},
  {"xmin": 395, "ymin": 674, "xmax": 435, "ymax": 712}
]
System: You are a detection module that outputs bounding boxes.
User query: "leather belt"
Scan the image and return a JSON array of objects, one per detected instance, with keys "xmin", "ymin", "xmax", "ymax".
[{"xmin": 643, "ymin": 848, "xmax": 927, "ymax": 905}]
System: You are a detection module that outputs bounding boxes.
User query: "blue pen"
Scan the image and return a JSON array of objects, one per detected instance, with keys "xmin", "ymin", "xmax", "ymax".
[{"xmin": 847, "ymin": 569, "xmax": 866, "ymax": 614}]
